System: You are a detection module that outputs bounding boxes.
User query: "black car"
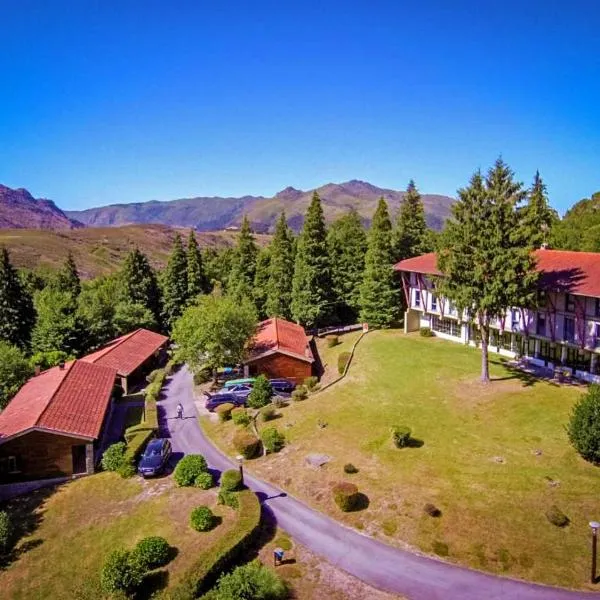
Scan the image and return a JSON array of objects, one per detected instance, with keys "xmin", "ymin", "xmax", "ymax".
[
  {"xmin": 269, "ymin": 378, "xmax": 296, "ymax": 394},
  {"xmin": 138, "ymin": 438, "xmax": 172, "ymax": 477},
  {"xmin": 205, "ymin": 392, "xmax": 246, "ymax": 411}
]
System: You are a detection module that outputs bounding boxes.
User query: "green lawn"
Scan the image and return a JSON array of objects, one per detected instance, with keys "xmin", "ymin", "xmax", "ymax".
[
  {"xmin": 202, "ymin": 330, "xmax": 600, "ymax": 589},
  {"xmin": 0, "ymin": 473, "xmax": 237, "ymax": 599}
]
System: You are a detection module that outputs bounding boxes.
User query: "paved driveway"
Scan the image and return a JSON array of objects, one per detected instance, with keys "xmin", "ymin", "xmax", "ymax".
[{"xmin": 157, "ymin": 366, "xmax": 598, "ymax": 600}]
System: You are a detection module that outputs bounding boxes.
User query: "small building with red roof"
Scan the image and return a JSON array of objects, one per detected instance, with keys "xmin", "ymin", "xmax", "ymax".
[
  {"xmin": 244, "ymin": 318, "xmax": 314, "ymax": 383},
  {"xmin": 81, "ymin": 328, "xmax": 169, "ymax": 394},
  {"xmin": 0, "ymin": 360, "xmax": 117, "ymax": 481}
]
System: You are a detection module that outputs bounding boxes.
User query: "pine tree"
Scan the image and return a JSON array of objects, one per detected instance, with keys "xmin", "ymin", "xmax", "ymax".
[
  {"xmin": 227, "ymin": 216, "xmax": 258, "ymax": 300},
  {"xmin": 438, "ymin": 159, "xmax": 538, "ymax": 383},
  {"xmin": 519, "ymin": 171, "xmax": 558, "ymax": 249},
  {"xmin": 393, "ymin": 180, "xmax": 430, "ymax": 261},
  {"xmin": 359, "ymin": 198, "xmax": 398, "ymax": 328},
  {"xmin": 55, "ymin": 252, "xmax": 81, "ymax": 298},
  {"xmin": 119, "ymin": 247, "xmax": 162, "ymax": 326},
  {"xmin": 265, "ymin": 212, "xmax": 294, "ymax": 319},
  {"xmin": 291, "ymin": 192, "xmax": 334, "ymax": 328},
  {"xmin": 187, "ymin": 230, "xmax": 207, "ymax": 300},
  {"xmin": 0, "ymin": 247, "xmax": 35, "ymax": 349},
  {"xmin": 327, "ymin": 210, "xmax": 367, "ymax": 323},
  {"xmin": 253, "ymin": 247, "xmax": 271, "ymax": 319},
  {"xmin": 162, "ymin": 233, "xmax": 189, "ymax": 327}
]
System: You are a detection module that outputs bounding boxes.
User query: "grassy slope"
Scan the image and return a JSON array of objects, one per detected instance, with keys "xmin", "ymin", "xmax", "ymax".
[
  {"xmin": 0, "ymin": 225, "xmax": 271, "ymax": 279},
  {"xmin": 0, "ymin": 473, "xmax": 237, "ymax": 599},
  {"xmin": 202, "ymin": 331, "xmax": 600, "ymax": 589}
]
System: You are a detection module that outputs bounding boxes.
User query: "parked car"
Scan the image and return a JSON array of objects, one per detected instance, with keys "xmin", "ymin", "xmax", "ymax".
[
  {"xmin": 222, "ymin": 377, "xmax": 255, "ymax": 389},
  {"xmin": 219, "ymin": 383, "xmax": 253, "ymax": 400},
  {"xmin": 138, "ymin": 438, "xmax": 171, "ymax": 478},
  {"xmin": 269, "ymin": 378, "xmax": 296, "ymax": 394},
  {"xmin": 205, "ymin": 392, "xmax": 246, "ymax": 411}
]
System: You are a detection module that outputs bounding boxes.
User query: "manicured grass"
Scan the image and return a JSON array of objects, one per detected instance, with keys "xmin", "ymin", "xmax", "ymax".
[
  {"xmin": 202, "ymin": 331, "xmax": 600, "ymax": 589},
  {"xmin": 314, "ymin": 331, "xmax": 362, "ymax": 385},
  {"xmin": 0, "ymin": 473, "xmax": 237, "ymax": 599}
]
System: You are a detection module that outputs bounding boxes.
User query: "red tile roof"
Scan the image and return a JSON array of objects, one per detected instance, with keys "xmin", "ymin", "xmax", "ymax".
[
  {"xmin": 0, "ymin": 360, "xmax": 117, "ymax": 442},
  {"xmin": 246, "ymin": 318, "xmax": 314, "ymax": 364},
  {"xmin": 82, "ymin": 328, "xmax": 168, "ymax": 376},
  {"xmin": 394, "ymin": 249, "xmax": 600, "ymax": 298}
]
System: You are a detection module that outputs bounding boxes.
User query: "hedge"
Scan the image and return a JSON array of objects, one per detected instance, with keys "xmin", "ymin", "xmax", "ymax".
[
  {"xmin": 169, "ymin": 489, "xmax": 262, "ymax": 599},
  {"xmin": 232, "ymin": 430, "xmax": 261, "ymax": 459},
  {"xmin": 123, "ymin": 429, "xmax": 154, "ymax": 464}
]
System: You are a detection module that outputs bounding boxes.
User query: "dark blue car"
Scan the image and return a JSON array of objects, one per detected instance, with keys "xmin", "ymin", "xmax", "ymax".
[
  {"xmin": 205, "ymin": 392, "xmax": 246, "ymax": 411},
  {"xmin": 138, "ymin": 438, "xmax": 172, "ymax": 477}
]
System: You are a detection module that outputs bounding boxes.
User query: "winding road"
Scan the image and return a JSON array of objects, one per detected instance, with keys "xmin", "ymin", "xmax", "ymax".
[{"xmin": 158, "ymin": 366, "xmax": 598, "ymax": 600}]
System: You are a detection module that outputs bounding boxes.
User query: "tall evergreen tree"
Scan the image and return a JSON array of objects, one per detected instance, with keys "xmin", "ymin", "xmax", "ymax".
[
  {"xmin": 328, "ymin": 210, "xmax": 367, "ymax": 323},
  {"xmin": 253, "ymin": 247, "xmax": 271, "ymax": 319},
  {"xmin": 359, "ymin": 198, "xmax": 398, "ymax": 328},
  {"xmin": 393, "ymin": 180, "xmax": 430, "ymax": 261},
  {"xmin": 291, "ymin": 192, "xmax": 334, "ymax": 328},
  {"xmin": 438, "ymin": 159, "xmax": 538, "ymax": 383},
  {"xmin": 0, "ymin": 248, "xmax": 35, "ymax": 349},
  {"xmin": 519, "ymin": 171, "xmax": 558, "ymax": 249},
  {"xmin": 119, "ymin": 247, "xmax": 162, "ymax": 325},
  {"xmin": 162, "ymin": 233, "xmax": 189, "ymax": 327},
  {"xmin": 227, "ymin": 216, "xmax": 258, "ymax": 300},
  {"xmin": 265, "ymin": 212, "xmax": 294, "ymax": 319},
  {"xmin": 186, "ymin": 230, "xmax": 207, "ymax": 299},
  {"xmin": 55, "ymin": 252, "xmax": 81, "ymax": 298}
]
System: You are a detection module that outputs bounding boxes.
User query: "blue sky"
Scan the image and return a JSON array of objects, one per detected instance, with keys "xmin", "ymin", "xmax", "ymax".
[{"xmin": 0, "ymin": 1, "xmax": 598, "ymax": 213}]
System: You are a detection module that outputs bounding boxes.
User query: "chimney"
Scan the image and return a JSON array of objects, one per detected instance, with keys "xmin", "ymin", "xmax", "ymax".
[
  {"xmin": 58, "ymin": 360, "xmax": 65, "ymax": 370},
  {"xmin": 34, "ymin": 364, "xmax": 41, "ymax": 376}
]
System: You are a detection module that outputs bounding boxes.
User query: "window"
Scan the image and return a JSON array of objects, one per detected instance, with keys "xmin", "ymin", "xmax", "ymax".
[
  {"xmin": 596, "ymin": 299, "xmax": 600, "ymax": 318},
  {"xmin": 0, "ymin": 456, "xmax": 19, "ymax": 474},
  {"xmin": 536, "ymin": 313, "xmax": 546, "ymax": 336},
  {"xmin": 563, "ymin": 317, "xmax": 575, "ymax": 343},
  {"xmin": 511, "ymin": 309, "xmax": 520, "ymax": 330},
  {"xmin": 595, "ymin": 323, "xmax": 600, "ymax": 347},
  {"xmin": 564, "ymin": 347, "xmax": 589, "ymax": 372},
  {"xmin": 431, "ymin": 316, "xmax": 461, "ymax": 337},
  {"xmin": 414, "ymin": 290, "xmax": 421, "ymax": 308},
  {"xmin": 565, "ymin": 294, "xmax": 576, "ymax": 313},
  {"xmin": 431, "ymin": 295, "xmax": 437, "ymax": 311}
]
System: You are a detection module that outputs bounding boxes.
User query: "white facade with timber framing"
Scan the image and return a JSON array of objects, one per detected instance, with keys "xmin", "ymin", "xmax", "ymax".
[{"xmin": 394, "ymin": 249, "xmax": 600, "ymax": 383}]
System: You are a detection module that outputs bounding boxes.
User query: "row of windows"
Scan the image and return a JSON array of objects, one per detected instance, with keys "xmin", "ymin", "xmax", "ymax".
[{"xmin": 431, "ymin": 316, "xmax": 461, "ymax": 337}]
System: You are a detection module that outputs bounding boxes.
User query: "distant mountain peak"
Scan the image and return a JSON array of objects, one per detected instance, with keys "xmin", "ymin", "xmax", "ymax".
[{"xmin": 275, "ymin": 186, "xmax": 304, "ymax": 199}]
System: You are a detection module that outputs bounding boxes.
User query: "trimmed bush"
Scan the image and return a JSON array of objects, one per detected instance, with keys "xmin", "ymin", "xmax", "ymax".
[
  {"xmin": 424, "ymin": 503, "xmax": 442, "ymax": 518},
  {"xmin": 272, "ymin": 396, "xmax": 287, "ymax": 409},
  {"xmin": 247, "ymin": 375, "xmax": 273, "ymax": 409},
  {"xmin": 116, "ymin": 460, "xmax": 136, "ymax": 479},
  {"xmin": 338, "ymin": 351, "xmax": 351, "ymax": 375},
  {"xmin": 220, "ymin": 469, "xmax": 242, "ymax": 492},
  {"xmin": 173, "ymin": 454, "xmax": 209, "ymax": 487},
  {"xmin": 190, "ymin": 506, "xmax": 216, "ymax": 532},
  {"xmin": 419, "ymin": 327, "xmax": 434, "ymax": 337},
  {"xmin": 261, "ymin": 406, "xmax": 276, "ymax": 422},
  {"xmin": 101, "ymin": 442, "xmax": 127, "ymax": 472},
  {"xmin": 133, "ymin": 536, "xmax": 171, "ymax": 569},
  {"xmin": 100, "ymin": 549, "xmax": 145, "ymax": 595},
  {"xmin": 332, "ymin": 482, "xmax": 360, "ymax": 512},
  {"xmin": 291, "ymin": 385, "xmax": 308, "ymax": 402},
  {"xmin": 146, "ymin": 369, "xmax": 162, "ymax": 384},
  {"xmin": 233, "ymin": 430, "xmax": 261, "ymax": 459},
  {"xmin": 546, "ymin": 505, "xmax": 569, "ymax": 528},
  {"xmin": 145, "ymin": 370, "xmax": 166, "ymax": 402},
  {"xmin": 218, "ymin": 489, "xmax": 240, "ymax": 509},
  {"xmin": 391, "ymin": 426, "xmax": 412, "ymax": 448},
  {"xmin": 123, "ymin": 429, "xmax": 154, "ymax": 467},
  {"xmin": 326, "ymin": 334, "xmax": 339, "ymax": 348},
  {"xmin": 304, "ymin": 376, "xmax": 319, "ymax": 391},
  {"xmin": 210, "ymin": 559, "xmax": 287, "ymax": 600},
  {"xmin": 231, "ymin": 407, "xmax": 250, "ymax": 426},
  {"xmin": 194, "ymin": 471, "xmax": 214, "ymax": 490},
  {"xmin": 567, "ymin": 384, "xmax": 600, "ymax": 463},
  {"xmin": 215, "ymin": 402, "xmax": 235, "ymax": 422},
  {"xmin": 261, "ymin": 427, "xmax": 285, "ymax": 453},
  {"xmin": 343, "ymin": 463, "xmax": 359, "ymax": 474},
  {"xmin": 0, "ymin": 511, "xmax": 13, "ymax": 554}
]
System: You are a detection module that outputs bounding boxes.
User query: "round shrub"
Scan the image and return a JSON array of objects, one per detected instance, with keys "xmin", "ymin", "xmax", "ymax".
[
  {"xmin": 391, "ymin": 426, "xmax": 412, "ymax": 448},
  {"xmin": 101, "ymin": 442, "xmax": 127, "ymax": 472},
  {"xmin": 173, "ymin": 454, "xmax": 208, "ymax": 486},
  {"xmin": 291, "ymin": 385, "xmax": 308, "ymax": 402},
  {"xmin": 261, "ymin": 427, "xmax": 285, "ymax": 453},
  {"xmin": 247, "ymin": 375, "xmax": 273, "ymax": 409},
  {"xmin": 272, "ymin": 396, "xmax": 287, "ymax": 409},
  {"xmin": 304, "ymin": 376, "xmax": 319, "ymax": 391},
  {"xmin": 0, "ymin": 511, "xmax": 13, "ymax": 554},
  {"xmin": 419, "ymin": 327, "xmax": 434, "ymax": 337},
  {"xmin": 133, "ymin": 536, "xmax": 171, "ymax": 569},
  {"xmin": 211, "ymin": 559, "xmax": 287, "ymax": 600},
  {"xmin": 261, "ymin": 406, "xmax": 276, "ymax": 422},
  {"xmin": 332, "ymin": 482, "xmax": 360, "ymax": 512},
  {"xmin": 326, "ymin": 335, "xmax": 339, "ymax": 348},
  {"xmin": 233, "ymin": 429, "xmax": 261, "ymax": 459},
  {"xmin": 190, "ymin": 506, "xmax": 216, "ymax": 532},
  {"xmin": 546, "ymin": 505, "xmax": 569, "ymax": 528},
  {"xmin": 567, "ymin": 384, "xmax": 600, "ymax": 463},
  {"xmin": 231, "ymin": 407, "xmax": 251, "ymax": 426},
  {"xmin": 215, "ymin": 402, "xmax": 235, "ymax": 422},
  {"xmin": 220, "ymin": 468, "xmax": 242, "ymax": 491},
  {"xmin": 338, "ymin": 351, "xmax": 351, "ymax": 375},
  {"xmin": 116, "ymin": 460, "xmax": 136, "ymax": 479},
  {"xmin": 343, "ymin": 463, "xmax": 359, "ymax": 474},
  {"xmin": 100, "ymin": 549, "xmax": 145, "ymax": 595},
  {"xmin": 194, "ymin": 471, "xmax": 214, "ymax": 490}
]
